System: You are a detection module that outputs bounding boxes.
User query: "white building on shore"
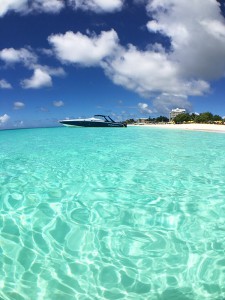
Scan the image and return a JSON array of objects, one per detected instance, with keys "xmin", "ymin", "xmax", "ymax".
[{"xmin": 169, "ymin": 108, "xmax": 186, "ymax": 121}]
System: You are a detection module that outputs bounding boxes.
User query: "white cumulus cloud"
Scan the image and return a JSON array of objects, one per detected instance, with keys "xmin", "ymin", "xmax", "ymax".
[
  {"xmin": 0, "ymin": 79, "xmax": 12, "ymax": 89},
  {"xmin": 35, "ymin": 65, "xmax": 66, "ymax": 76},
  {"xmin": 146, "ymin": 0, "xmax": 225, "ymax": 80},
  {"xmin": 138, "ymin": 103, "xmax": 152, "ymax": 114},
  {"xmin": 43, "ymin": 0, "xmax": 225, "ymax": 113},
  {"xmin": 0, "ymin": 48, "xmax": 64, "ymax": 88},
  {"xmin": 53, "ymin": 100, "xmax": 64, "ymax": 107},
  {"xmin": 0, "ymin": 0, "xmax": 64, "ymax": 16},
  {"xmin": 48, "ymin": 29, "xmax": 119, "ymax": 66},
  {"xmin": 29, "ymin": 0, "xmax": 65, "ymax": 13},
  {"xmin": 0, "ymin": 114, "xmax": 10, "ymax": 125},
  {"xmin": 68, "ymin": 0, "xmax": 124, "ymax": 13},
  {"xmin": 103, "ymin": 45, "xmax": 209, "ymax": 97},
  {"xmin": 0, "ymin": 47, "xmax": 37, "ymax": 66},
  {"xmin": 0, "ymin": 0, "xmax": 123, "ymax": 16},
  {"xmin": 152, "ymin": 94, "xmax": 192, "ymax": 114},
  {"xmin": 0, "ymin": 0, "xmax": 27, "ymax": 16},
  {"xmin": 100, "ymin": 0, "xmax": 224, "ymax": 112},
  {"xmin": 103, "ymin": 45, "xmax": 179, "ymax": 95},
  {"xmin": 14, "ymin": 102, "xmax": 25, "ymax": 110},
  {"xmin": 21, "ymin": 68, "xmax": 52, "ymax": 89}
]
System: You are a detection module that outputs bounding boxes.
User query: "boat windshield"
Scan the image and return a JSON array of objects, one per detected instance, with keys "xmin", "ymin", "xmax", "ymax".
[
  {"xmin": 85, "ymin": 117, "xmax": 104, "ymax": 122},
  {"xmin": 94, "ymin": 115, "xmax": 115, "ymax": 122}
]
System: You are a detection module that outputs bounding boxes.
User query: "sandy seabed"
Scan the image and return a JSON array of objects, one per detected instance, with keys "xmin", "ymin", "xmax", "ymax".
[{"xmin": 129, "ymin": 123, "xmax": 225, "ymax": 133}]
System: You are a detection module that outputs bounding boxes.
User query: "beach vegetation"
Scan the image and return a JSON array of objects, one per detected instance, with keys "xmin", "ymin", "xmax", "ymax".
[
  {"xmin": 155, "ymin": 116, "xmax": 169, "ymax": 122},
  {"xmin": 125, "ymin": 116, "xmax": 169, "ymax": 124},
  {"xmin": 126, "ymin": 118, "xmax": 136, "ymax": 124},
  {"xmin": 127, "ymin": 112, "xmax": 224, "ymax": 125},
  {"xmin": 173, "ymin": 112, "xmax": 223, "ymax": 124},
  {"xmin": 194, "ymin": 112, "xmax": 214, "ymax": 123},
  {"xmin": 173, "ymin": 113, "xmax": 191, "ymax": 124},
  {"xmin": 213, "ymin": 115, "xmax": 223, "ymax": 122},
  {"xmin": 146, "ymin": 116, "xmax": 169, "ymax": 123}
]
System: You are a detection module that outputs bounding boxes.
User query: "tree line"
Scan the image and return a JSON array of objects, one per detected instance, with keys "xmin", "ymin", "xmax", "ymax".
[
  {"xmin": 173, "ymin": 112, "xmax": 224, "ymax": 124},
  {"xmin": 126, "ymin": 116, "xmax": 169, "ymax": 124},
  {"xmin": 125, "ymin": 112, "xmax": 224, "ymax": 124}
]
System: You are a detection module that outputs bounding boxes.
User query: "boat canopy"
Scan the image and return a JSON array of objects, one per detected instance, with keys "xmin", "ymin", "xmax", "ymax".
[{"xmin": 94, "ymin": 115, "xmax": 115, "ymax": 122}]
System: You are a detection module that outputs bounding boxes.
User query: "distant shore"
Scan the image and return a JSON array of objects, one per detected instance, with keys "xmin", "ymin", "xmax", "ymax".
[{"xmin": 128, "ymin": 123, "xmax": 225, "ymax": 133}]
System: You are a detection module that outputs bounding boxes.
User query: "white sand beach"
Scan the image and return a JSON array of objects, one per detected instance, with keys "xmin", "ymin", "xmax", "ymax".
[{"xmin": 129, "ymin": 123, "xmax": 225, "ymax": 133}]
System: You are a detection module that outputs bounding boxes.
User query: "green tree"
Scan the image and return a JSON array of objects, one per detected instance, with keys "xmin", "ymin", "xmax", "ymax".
[
  {"xmin": 147, "ymin": 117, "xmax": 155, "ymax": 122},
  {"xmin": 195, "ymin": 112, "xmax": 214, "ymax": 123},
  {"xmin": 155, "ymin": 116, "xmax": 169, "ymax": 122},
  {"xmin": 189, "ymin": 113, "xmax": 198, "ymax": 122},
  {"xmin": 173, "ymin": 113, "xmax": 191, "ymax": 124},
  {"xmin": 213, "ymin": 115, "xmax": 222, "ymax": 122},
  {"xmin": 125, "ymin": 119, "xmax": 135, "ymax": 124}
]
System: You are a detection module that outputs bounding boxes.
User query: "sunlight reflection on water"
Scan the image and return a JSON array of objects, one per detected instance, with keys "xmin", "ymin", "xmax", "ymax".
[{"xmin": 0, "ymin": 127, "xmax": 225, "ymax": 299}]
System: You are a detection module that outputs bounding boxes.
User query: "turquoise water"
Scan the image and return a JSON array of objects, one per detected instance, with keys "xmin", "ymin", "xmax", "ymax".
[{"xmin": 0, "ymin": 126, "xmax": 225, "ymax": 300}]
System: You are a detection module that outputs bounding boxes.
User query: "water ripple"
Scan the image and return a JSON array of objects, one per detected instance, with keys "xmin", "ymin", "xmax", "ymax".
[{"xmin": 0, "ymin": 127, "xmax": 225, "ymax": 299}]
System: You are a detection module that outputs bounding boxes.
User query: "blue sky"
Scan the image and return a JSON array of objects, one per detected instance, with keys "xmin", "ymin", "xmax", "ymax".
[{"xmin": 1, "ymin": 0, "xmax": 225, "ymax": 129}]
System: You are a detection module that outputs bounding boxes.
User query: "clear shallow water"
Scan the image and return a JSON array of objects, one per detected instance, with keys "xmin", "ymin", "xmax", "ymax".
[{"xmin": 0, "ymin": 126, "xmax": 225, "ymax": 300}]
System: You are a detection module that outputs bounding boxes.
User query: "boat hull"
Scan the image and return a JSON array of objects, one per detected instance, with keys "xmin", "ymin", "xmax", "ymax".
[{"xmin": 59, "ymin": 120, "xmax": 127, "ymax": 127}]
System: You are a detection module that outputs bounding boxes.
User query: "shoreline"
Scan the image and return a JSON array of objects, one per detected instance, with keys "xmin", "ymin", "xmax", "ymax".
[{"xmin": 128, "ymin": 123, "xmax": 225, "ymax": 133}]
